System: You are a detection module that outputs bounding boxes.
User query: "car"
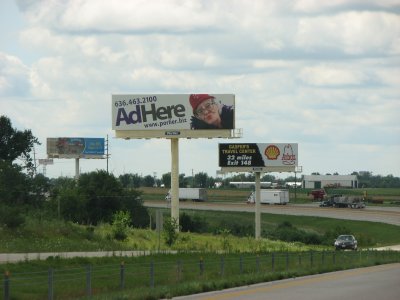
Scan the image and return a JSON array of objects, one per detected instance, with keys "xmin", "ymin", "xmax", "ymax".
[{"xmin": 334, "ymin": 235, "xmax": 358, "ymax": 250}]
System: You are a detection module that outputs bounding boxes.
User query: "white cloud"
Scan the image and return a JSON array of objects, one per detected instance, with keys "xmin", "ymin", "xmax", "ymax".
[
  {"xmin": 0, "ymin": 52, "xmax": 30, "ymax": 96},
  {"xmin": 293, "ymin": 0, "xmax": 400, "ymax": 13},
  {"xmin": 1, "ymin": 0, "xmax": 399, "ymax": 178},
  {"xmin": 296, "ymin": 11, "xmax": 400, "ymax": 55},
  {"xmin": 299, "ymin": 64, "xmax": 368, "ymax": 86}
]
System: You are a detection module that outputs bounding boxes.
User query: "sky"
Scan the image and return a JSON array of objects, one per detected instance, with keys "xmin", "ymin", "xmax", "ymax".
[{"xmin": 1, "ymin": 0, "xmax": 399, "ymax": 180}]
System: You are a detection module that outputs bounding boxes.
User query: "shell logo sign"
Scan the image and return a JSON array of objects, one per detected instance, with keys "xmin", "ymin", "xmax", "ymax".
[{"xmin": 265, "ymin": 145, "xmax": 280, "ymax": 160}]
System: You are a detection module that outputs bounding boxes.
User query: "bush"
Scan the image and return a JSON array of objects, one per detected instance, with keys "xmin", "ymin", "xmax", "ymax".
[
  {"xmin": 112, "ymin": 211, "xmax": 131, "ymax": 240},
  {"xmin": 264, "ymin": 221, "xmax": 323, "ymax": 245},
  {"xmin": 163, "ymin": 217, "xmax": 179, "ymax": 246},
  {"xmin": 180, "ymin": 213, "xmax": 208, "ymax": 233},
  {"xmin": 215, "ymin": 219, "xmax": 253, "ymax": 237},
  {"xmin": 0, "ymin": 205, "xmax": 25, "ymax": 229}
]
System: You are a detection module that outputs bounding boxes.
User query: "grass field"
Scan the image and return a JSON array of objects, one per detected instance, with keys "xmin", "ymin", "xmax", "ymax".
[
  {"xmin": 1, "ymin": 187, "xmax": 399, "ymax": 299},
  {"xmin": 1, "ymin": 250, "xmax": 399, "ymax": 300},
  {"xmin": 1, "ymin": 207, "xmax": 399, "ymax": 254}
]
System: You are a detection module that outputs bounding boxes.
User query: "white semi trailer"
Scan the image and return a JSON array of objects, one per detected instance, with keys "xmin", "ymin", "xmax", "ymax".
[
  {"xmin": 165, "ymin": 188, "xmax": 208, "ymax": 202},
  {"xmin": 247, "ymin": 189, "xmax": 289, "ymax": 205}
]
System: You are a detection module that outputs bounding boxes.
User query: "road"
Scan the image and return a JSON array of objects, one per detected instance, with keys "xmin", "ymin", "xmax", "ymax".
[
  {"xmin": 144, "ymin": 201, "xmax": 400, "ymax": 226},
  {"xmin": 171, "ymin": 263, "xmax": 400, "ymax": 300}
]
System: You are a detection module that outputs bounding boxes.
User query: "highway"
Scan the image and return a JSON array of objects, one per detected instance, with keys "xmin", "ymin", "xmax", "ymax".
[
  {"xmin": 172, "ymin": 263, "xmax": 400, "ymax": 300},
  {"xmin": 144, "ymin": 201, "xmax": 400, "ymax": 226}
]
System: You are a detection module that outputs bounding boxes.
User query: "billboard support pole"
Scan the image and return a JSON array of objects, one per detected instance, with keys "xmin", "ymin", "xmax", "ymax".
[
  {"xmin": 255, "ymin": 172, "xmax": 261, "ymax": 239},
  {"xmin": 75, "ymin": 158, "xmax": 80, "ymax": 180},
  {"xmin": 171, "ymin": 138, "xmax": 179, "ymax": 230}
]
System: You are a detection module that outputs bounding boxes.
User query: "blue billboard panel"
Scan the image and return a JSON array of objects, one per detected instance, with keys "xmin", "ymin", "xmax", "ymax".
[{"xmin": 47, "ymin": 137, "xmax": 105, "ymax": 158}]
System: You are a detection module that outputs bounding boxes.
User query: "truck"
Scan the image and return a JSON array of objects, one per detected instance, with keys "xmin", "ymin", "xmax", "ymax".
[
  {"xmin": 310, "ymin": 189, "xmax": 326, "ymax": 201},
  {"xmin": 247, "ymin": 189, "xmax": 289, "ymax": 205},
  {"xmin": 165, "ymin": 188, "xmax": 208, "ymax": 202},
  {"xmin": 319, "ymin": 194, "xmax": 366, "ymax": 209}
]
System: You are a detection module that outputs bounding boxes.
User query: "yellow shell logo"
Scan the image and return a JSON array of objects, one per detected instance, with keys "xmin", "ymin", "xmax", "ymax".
[{"xmin": 265, "ymin": 145, "xmax": 280, "ymax": 160}]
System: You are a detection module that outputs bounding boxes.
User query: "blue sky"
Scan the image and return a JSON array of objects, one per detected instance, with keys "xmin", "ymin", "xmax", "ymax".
[{"xmin": 1, "ymin": 0, "xmax": 399, "ymax": 179}]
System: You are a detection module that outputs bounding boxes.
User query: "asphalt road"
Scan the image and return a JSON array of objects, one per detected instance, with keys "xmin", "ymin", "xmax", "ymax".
[
  {"xmin": 171, "ymin": 263, "xmax": 400, "ymax": 300},
  {"xmin": 144, "ymin": 201, "xmax": 400, "ymax": 226}
]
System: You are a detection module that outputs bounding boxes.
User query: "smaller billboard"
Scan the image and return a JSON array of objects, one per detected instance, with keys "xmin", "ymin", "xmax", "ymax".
[
  {"xmin": 47, "ymin": 138, "xmax": 105, "ymax": 159},
  {"xmin": 38, "ymin": 159, "xmax": 54, "ymax": 165},
  {"xmin": 219, "ymin": 143, "xmax": 298, "ymax": 172}
]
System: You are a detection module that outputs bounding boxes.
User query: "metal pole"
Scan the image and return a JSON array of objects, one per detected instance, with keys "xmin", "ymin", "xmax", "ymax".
[
  {"xmin": 75, "ymin": 158, "xmax": 80, "ymax": 180},
  {"xmin": 48, "ymin": 268, "xmax": 53, "ymax": 300},
  {"xmin": 171, "ymin": 138, "xmax": 179, "ymax": 229},
  {"xmin": 120, "ymin": 262, "xmax": 125, "ymax": 289},
  {"xmin": 150, "ymin": 261, "xmax": 154, "ymax": 288},
  {"xmin": 106, "ymin": 135, "xmax": 109, "ymax": 173},
  {"xmin": 255, "ymin": 172, "xmax": 261, "ymax": 239},
  {"xmin": 4, "ymin": 271, "xmax": 10, "ymax": 300},
  {"xmin": 294, "ymin": 170, "xmax": 297, "ymax": 201},
  {"xmin": 86, "ymin": 265, "xmax": 91, "ymax": 296}
]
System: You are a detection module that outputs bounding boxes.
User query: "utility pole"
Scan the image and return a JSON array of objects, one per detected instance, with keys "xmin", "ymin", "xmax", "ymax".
[
  {"xmin": 33, "ymin": 146, "xmax": 37, "ymax": 176},
  {"xmin": 106, "ymin": 135, "xmax": 110, "ymax": 173}
]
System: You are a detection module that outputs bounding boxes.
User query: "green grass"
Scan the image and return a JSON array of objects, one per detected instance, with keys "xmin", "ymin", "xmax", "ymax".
[
  {"xmin": 1, "ymin": 208, "xmax": 399, "ymax": 254},
  {"xmin": 1, "ymin": 201, "xmax": 399, "ymax": 300},
  {"xmin": 1, "ymin": 251, "xmax": 399, "ymax": 300},
  {"xmin": 171, "ymin": 209, "xmax": 400, "ymax": 247}
]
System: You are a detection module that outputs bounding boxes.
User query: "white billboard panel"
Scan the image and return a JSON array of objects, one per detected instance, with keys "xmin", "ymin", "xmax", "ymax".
[
  {"xmin": 38, "ymin": 159, "xmax": 54, "ymax": 165},
  {"xmin": 112, "ymin": 94, "xmax": 235, "ymax": 138},
  {"xmin": 219, "ymin": 143, "xmax": 298, "ymax": 172}
]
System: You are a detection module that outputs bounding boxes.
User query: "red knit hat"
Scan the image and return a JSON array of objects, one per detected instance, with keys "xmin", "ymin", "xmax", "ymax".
[{"xmin": 189, "ymin": 94, "xmax": 215, "ymax": 112}]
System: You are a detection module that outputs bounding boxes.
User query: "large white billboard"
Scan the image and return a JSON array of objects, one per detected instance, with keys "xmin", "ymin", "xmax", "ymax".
[{"xmin": 112, "ymin": 94, "xmax": 235, "ymax": 138}]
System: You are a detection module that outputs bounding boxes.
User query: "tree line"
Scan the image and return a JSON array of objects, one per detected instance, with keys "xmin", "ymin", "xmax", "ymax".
[
  {"xmin": 119, "ymin": 171, "xmax": 400, "ymax": 189},
  {"xmin": 1, "ymin": 115, "xmax": 400, "ymax": 229}
]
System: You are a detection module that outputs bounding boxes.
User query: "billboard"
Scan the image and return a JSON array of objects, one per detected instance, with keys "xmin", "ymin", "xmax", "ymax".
[
  {"xmin": 38, "ymin": 159, "xmax": 53, "ymax": 165},
  {"xmin": 112, "ymin": 94, "xmax": 236, "ymax": 138},
  {"xmin": 219, "ymin": 143, "xmax": 298, "ymax": 172},
  {"xmin": 47, "ymin": 138, "xmax": 105, "ymax": 159}
]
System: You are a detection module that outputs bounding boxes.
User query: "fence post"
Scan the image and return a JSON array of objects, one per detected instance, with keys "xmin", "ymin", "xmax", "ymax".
[
  {"xmin": 333, "ymin": 251, "xmax": 336, "ymax": 265},
  {"xmin": 86, "ymin": 265, "xmax": 91, "ymax": 297},
  {"xmin": 177, "ymin": 260, "xmax": 182, "ymax": 282},
  {"xmin": 120, "ymin": 262, "xmax": 125, "ymax": 290},
  {"xmin": 150, "ymin": 261, "xmax": 154, "ymax": 288},
  {"xmin": 48, "ymin": 268, "xmax": 54, "ymax": 300},
  {"xmin": 298, "ymin": 253, "xmax": 302, "ymax": 266},
  {"xmin": 199, "ymin": 257, "xmax": 204, "ymax": 276},
  {"xmin": 220, "ymin": 257, "xmax": 224, "ymax": 277},
  {"xmin": 272, "ymin": 253, "xmax": 275, "ymax": 272},
  {"xmin": 239, "ymin": 256, "xmax": 243, "ymax": 274},
  {"xmin": 4, "ymin": 271, "xmax": 10, "ymax": 300},
  {"xmin": 286, "ymin": 252, "xmax": 289, "ymax": 272},
  {"xmin": 256, "ymin": 255, "xmax": 260, "ymax": 273},
  {"xmin": 322, "ymin": 251, "xmax": 325, "ymax": 266},
  {"xmin": 310, "ymin": 251, "xmax": 313, "ymax": 268}
]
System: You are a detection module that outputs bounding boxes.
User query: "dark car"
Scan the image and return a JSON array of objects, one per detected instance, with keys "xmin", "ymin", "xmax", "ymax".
[{"xmin": 334, "ymin": 235, "xmax": 357, "ymax": 250}]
